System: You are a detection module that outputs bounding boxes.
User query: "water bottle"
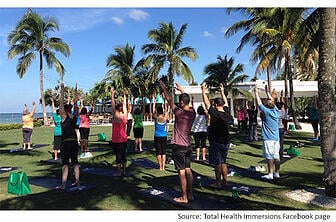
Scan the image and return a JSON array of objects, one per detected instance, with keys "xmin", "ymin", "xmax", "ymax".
[
  {"xmin": 196, "ymin": 176, "xmax": 202, "ymax": 188},
  {"xmin": 232, "ymin": 186, "xmax": 238, "ymax": 198}
]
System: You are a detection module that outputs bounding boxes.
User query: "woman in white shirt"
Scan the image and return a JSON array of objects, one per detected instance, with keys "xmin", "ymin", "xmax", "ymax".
[{"xmin": 193, "ymin": 105, "xmax": 208, "ymax": 161}]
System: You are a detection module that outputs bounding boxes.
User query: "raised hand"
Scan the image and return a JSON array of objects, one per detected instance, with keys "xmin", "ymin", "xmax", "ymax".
[
  {"xmin": 219, "ymin": 83, "xmax": 225, "ymax": 92},
  {"xmin": 175, "ymin": 82, "xmax": 183, "ymax": 92},
  {"xmin": 32, "ymin": 101, "xmax": 35, "ymax": 106},
  {"xmin": 201, "ymin": 82, "xmax": 207, "ymax": 91},
  {"xmin": 110, "ymin": 87, "xmax": 114, "ymax": 96}
]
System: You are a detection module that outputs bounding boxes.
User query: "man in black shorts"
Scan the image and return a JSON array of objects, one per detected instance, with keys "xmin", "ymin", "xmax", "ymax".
[
  {"xmin": 160, "ymin": 80, "xmax": 195, "ymax": 204},
  {"xmin": 201, "ymin": 83, "xmax": 231, "ymax": 188}
]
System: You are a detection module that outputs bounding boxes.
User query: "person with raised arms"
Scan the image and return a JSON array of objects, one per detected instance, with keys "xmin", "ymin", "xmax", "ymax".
[
  {"xmin": 201, "ymin": 83, "xmax": 231, "ymax": 188},
  {"xmin": 153, "ymin": 93, "xmax": 168, "ymax": 170},
  {"xmin": 57, "ymin": 82, "xmax": 80, "ymax": 190},
  {"xmin": 110, "ymin": 88, "xmax": 128, "ymax": 176},
  {"xmin": 133, "ymin": 97, "xmax": 145, "ymax": 153},
  {"xmin": 254, "ymin": 84, "xmax": 280, "ymax": 180},
  {"xmin": 160, "ymin": 80, "xmax": 195, "ymax": 204},
  {"xmin": 22, "ymin": 102, "xmax": 35, "ymax": 150},
  {"xmin": 79, "ymin": 99, "xmax": 93, "ymax": 154},
  {"xmin": 51, "ymin": 98, "xmax": 62, "ymax": 160}
]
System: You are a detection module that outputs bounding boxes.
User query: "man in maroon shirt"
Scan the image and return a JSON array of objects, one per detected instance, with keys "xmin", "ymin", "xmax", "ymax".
[{"xmin": 160, "ymin": 80, "xmax": 196, "ymax": 204}]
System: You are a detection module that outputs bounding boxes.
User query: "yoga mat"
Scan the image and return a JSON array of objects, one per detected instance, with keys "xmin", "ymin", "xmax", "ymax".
[
  {"xmin": 29, "ymin": 176, "xmax": 96, "ymax": 193},
  {"xmin": 89, "ymin": 147, "xmax": 111, "ymax": 152},
  {"xmin": 40, "ymin": 158, "xmax": 62, "ymax": 164},
  {"xmin": 198, "ymin": 176, "xmax": 262, "ymax": 195},
  {"xmin": 9, "ymin": 144, "xmax": 47, "ymax": 153},
  {"xmin": 0, "ymin": 167, "xmax": 17, "ymax": 174},
  {"xmin": 130, "ymin": 158, "xmax": 159, "ymax": 169},
  {"xmin": 139, "ymin": 186, "xmax": 228, "ymax": 210},
  {"xmin": 81, "ymin": 167, "xmax": 134, "ymax": 177},
  {"xmin": 258, "ymin": 155, "xmax": 296, "ymax": 165},
  {"xmin": 228, "ymin": 165, "xmax": 288, "ymax": 182}
]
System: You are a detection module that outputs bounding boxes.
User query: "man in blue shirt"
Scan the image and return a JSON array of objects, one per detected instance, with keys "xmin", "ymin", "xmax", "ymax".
[{"xmin": 255, "ymin": 85, "xmax": 280, "ymax": 180}]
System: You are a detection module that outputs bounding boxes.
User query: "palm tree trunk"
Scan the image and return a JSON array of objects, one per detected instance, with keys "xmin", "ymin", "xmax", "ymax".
[
  {"xmin": 284, "ymin": 59, "xmax": 289, "ymax": 105},
  {"xmin": 39, "ymin": 51, "xmax": 48, "ymax": 126},
  {"xmin": 286, "ymin": 52, "xmax": 301, "ymax": 129},
  {"xmin": 318, "ymin": 8, "xmax": 336, "ymax": 198},
  {"xmin": 267, "ymin": 66, "xmax": 271, "ymax": 94}
]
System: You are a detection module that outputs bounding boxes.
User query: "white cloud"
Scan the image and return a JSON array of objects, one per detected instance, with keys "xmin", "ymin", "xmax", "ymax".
[
  {"xmin": 128, "ymin": 9, "xmax": 149, "ymax": 21},
  {"xmin": 220, "ymin": 26, "xmax": 228, "ymax": 34},
  {"xmin": 111, "ymin": 16, "xmax": 124, "ymax": 25},
  {"xmin": 202, "ymin": 31, "xmax": 216, "ymax": 38}
]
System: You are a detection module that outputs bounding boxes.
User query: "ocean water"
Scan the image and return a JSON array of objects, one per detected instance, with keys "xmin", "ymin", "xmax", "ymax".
[{"xmin": 0, "ymin": 113, "xmax": 52, "ymax": 124}]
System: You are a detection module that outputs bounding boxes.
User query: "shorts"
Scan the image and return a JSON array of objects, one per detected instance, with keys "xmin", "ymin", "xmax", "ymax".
[
  {"xmin": 172, "ymin": 144, "xmax": 192, "ymax": 171},
  {"xmin": 22, "ymin": 128, "xmax": 33, "ymax": 143},
  {"xmin": 154, "ymin": 136, "xmax": 167, "ymax": 155},
  {"xmin": 209, "ymin": 142, "xmax": 229, "ymax": 166},
  {"xmin": 262, "ymin": 140, "xmax": 280, "ymax": 160},
  {"xmin": 133, "ymin": 127, "xmax": 144, "ymax": 138},
  {"xmin": 112, "ymin": 142, "xmax": 127, "ymax": 164},
  {"xmin": 79, "ymin": 127, "xmax": 90, "ymax": 140},
  {"xmin": 54, "ymin": 135, "xmax": 62, "ymax": 150},
  {"xmin": 126, "ymin": 119, "xmax": 133, "ymax": 137},
  {"xmin": 193, "ymin": 132, "xmax": 207, "ymax": 148},
  {"xmin": 61, "ymin": 139, "xmax": 79, "ymax": 166}
]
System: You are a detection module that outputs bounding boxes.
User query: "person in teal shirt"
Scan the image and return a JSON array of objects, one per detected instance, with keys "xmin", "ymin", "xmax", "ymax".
[
  {"xmin": 51, "ymin": 98, "xmax": 62, "ymax": 160},
  {"xmin": 133, "ymin": 100, "xmax": 145, "ymax": 152}
]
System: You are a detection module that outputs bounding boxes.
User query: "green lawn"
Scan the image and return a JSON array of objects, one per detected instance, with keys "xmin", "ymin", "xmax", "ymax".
[{"xmin": 0, "ymin": 125, "xmax": 326, "ymax": 210}]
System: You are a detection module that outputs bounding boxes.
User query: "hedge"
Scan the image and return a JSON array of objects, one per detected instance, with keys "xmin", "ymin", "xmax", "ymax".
[{"xmin": 0, "ymin": 120, "xmax": 43, "ymax": 131}]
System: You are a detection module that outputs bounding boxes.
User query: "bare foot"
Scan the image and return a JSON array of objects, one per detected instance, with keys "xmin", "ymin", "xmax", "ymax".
[
  {"xmin": 56, "ymin": 185, "xmax": 65, "ymax": 190},
  {"xmin": 187, "ymin": 193, "xmax": 194, "ymax": 201},
  {"xmin": 209, "ymin": 183, "xmax": 222, "ymax": 189},
  {"xmin": 173, "ymin": 197, "xmax": 188, "ymax": 204},
  {"xmin": 28, "ymin": 147, "xmax": 33, "ymax": 150}
]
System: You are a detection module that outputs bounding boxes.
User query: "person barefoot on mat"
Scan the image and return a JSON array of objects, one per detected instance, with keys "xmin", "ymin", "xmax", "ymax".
[
  {"xmin": 111, "ymin": 88, "xmax": 128, "ymax": 176},
  {"xmin": 201, "ymin": 83, "xmax": 231, "ymax": 188},
  {"xmin": 160, "ymin": 80, "xmax": 195, "ymax": 204},
  {"xmin": 79, "ymin": 99, "xmax": 93, "ymax": 153},
  {"xmin": 153, "ymin": 93, "xmax": 168, "ymax": 170},
  {"xmin": 57, "ymin": 82, "xmax": 80, "ymax": 190},
  {"xmin": 22, "ymin": 102, "xmax": 35, "ymax": 150},
  {"xmin": 51, "ymin": 98, "xmax": 62, "ymax": 160}
]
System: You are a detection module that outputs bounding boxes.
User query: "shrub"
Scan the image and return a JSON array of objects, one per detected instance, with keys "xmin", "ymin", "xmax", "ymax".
[{"xmin": 0, "ymin": 120, "xmax": 43, "ymax": 131}]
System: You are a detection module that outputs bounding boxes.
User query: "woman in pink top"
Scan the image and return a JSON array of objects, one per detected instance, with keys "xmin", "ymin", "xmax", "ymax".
[
  {"xmin": 111, "ymin": 88, "xmax": 128, "ymax": 176},
  {"xmin": 237, "ymin": 106, "xmax": 244, "ymax": 133},
  {"xmin": 79, "ymin": 100, "xmax": 93, "ymax": 153}
]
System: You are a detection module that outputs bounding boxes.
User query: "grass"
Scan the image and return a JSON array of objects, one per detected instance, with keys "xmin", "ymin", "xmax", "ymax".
[{"xmin": 0, "ymin": 124, "xmax": 326, "ymax": 210}]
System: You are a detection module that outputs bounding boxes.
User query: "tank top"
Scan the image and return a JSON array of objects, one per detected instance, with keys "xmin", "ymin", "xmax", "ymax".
[
  {"xmin": 112, "ymin": 117, "xmax": 127, "ymax": 143},
  {"xmin": 22, "ymin": 115, "xmax": 33, "ymax": 129},
  {"xmin": 133, "ymin": 114, "xmax": 143, "ymax": 128},
  {"xmin": 61, "ymin": 114, "xmax": 77, "ymax": 140},
  {"xmin": 154, "ymin": 117, "xmax": 167, "ymax": 137},
  {"xmin": 79, "ymin": 114, "xmax": 90, "ymax": 128}
]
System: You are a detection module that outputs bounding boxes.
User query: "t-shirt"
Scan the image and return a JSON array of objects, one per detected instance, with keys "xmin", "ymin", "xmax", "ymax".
[
  {"xmin": 22, "ymin": 115, "xmax": 33, "ymax": 129},
  {"xmin": 52, "ymin": 112, "xmax": 62, "ymax": 136},
  {"xmin": 310, "ymin": 108, "xmax": 319, "ymax": 120},
  {"xmin": 247, "ymin": 109, "xmax": 258, "ymax": 125},
  {"xmin": 237, "ymin": 110, "xmax": 245, "ymax": 121},
  {"xmin": 61, "ymin": 114, "xmax": 77, "ymax": 140},
  {"xmin": 259, "ymin": 104, "xmax": 279, "ymax": 141},
  {"xmin": 171, "ymin": 106, "xmax": 196, "ymax": 147},
  {"xmin": 133, "ymin": 114, "xmax": 143, "ymax": 128},
  {"xmin": 193, "ymin": 114, "xmax": 207, "ymax": 133},
  {"xmin": 208, "ymin": 106, "xmax": 231, "ymax": 144},
  {"xmin": 79, "ymin": 114, "xmax": 90, "ymax": 128}
]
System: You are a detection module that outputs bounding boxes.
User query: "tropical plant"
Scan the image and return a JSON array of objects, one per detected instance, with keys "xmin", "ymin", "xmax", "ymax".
[
  {"xmin": 7, "ymin": 10, "xmax": 70, "ymax": 126},
  {"xmin": 42, "ymin": 85, "xmax": 87, "ymax": 107},
  {"xmin": 142, "ymin": 21, "xmax": 198, "ymax": 97},
  {"xmin": 318, "ymin": 8, "xmax": 336, "ymax": 198},
  {"xmin": 203, "ymin": 55, "xmax": 249, "ymax": 98}
]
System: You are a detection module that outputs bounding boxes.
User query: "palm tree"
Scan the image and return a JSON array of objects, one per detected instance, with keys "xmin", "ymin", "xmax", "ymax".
[
  {"xmin": 105, "ymin": 43, "xmax": 142, "ymax": 91},
  {"xmin": 8, "ymin": 11, "xmax": 70, "ymax": 126},
  {"xmin": 142, "ymin": 21, "xmax": 198, "ymax": 97},
  {"xmin": 318, "ymin": 8, "xmax": 336, "ymax": 198},
  {"xmin": 203, "ymin": 55, "xmax": 249, "ymax": 114}
]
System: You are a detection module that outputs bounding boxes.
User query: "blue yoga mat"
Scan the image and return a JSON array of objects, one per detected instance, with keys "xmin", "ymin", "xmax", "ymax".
[
  {"xmin": 81, "ymin": 167, "xmax": 134, "ymax": 177},
  {"xmin": 130, "ymin": 158, "xmax": 159, "ymax": 169},
  {"xmin": 0, "ymin": 167, "xmax": 17, "ymax": 174}
]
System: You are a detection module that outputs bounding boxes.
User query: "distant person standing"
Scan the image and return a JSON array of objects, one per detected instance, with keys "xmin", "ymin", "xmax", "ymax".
[
  {"xmin": 192, "ymin": 105, "xmax": 208, "ymax": 161},
  {"xmin": 57, "ymin": 83, "xmax": 80, "ymax": 190},
  {"xmin": 153, "ymin": 94, "xmax": 168, "ymax": 170},
  {"xmin": 237, "ymin": 106, "xmax": 244, "ymax": 133},
  {"xmin": 133, "ymin": 101, "xmax": 144, "ymax": 153},
  {"xmin": 310, "ymin": 96, "xmax": 319, "ymax": 141},
  {"xmin": 160, "ymin": 80, "xmax": 195, "ymax": 204},
  {"xmin": 126, "ymin": 101, "xmax": 133, "ymax": 139},
  {"xmin": 246, "ymin": 100, "xmax": 258, "ymax": 142},
  {"xmin": 282, "ymin": 103, "xmax": 289, "ymax": 135},
  {"xmin": 51, "ymin": 98, "xmax": 62, "ymax": 160},
  {"xmin": 201, "ymin": 83, "xmax": 231, "ymax": 188},
  {"xmin": 79, "ymin": 100, "xmax": 93, "ymax": 153},
  {"xmin": 111, "ymin": 88, "xmax": 128, "ymax": 176},
  {"xmin": 255, "ymin": 85, "xmax": 280, "ymax": 180},
  {"xmin": 22, "ymin": 102, "xmax": 35, "ymax": 150}
]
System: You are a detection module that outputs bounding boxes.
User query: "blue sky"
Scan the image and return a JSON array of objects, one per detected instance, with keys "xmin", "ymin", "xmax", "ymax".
[{"xmin": 0, "ymin": 8, "xmax": 276, "ymax": 113}]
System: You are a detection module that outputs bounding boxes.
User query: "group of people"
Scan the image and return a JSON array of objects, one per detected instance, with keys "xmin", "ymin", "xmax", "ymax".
[{"xmin": 21, "ymin": 79, "xmax": 320, "ymax": 201}]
